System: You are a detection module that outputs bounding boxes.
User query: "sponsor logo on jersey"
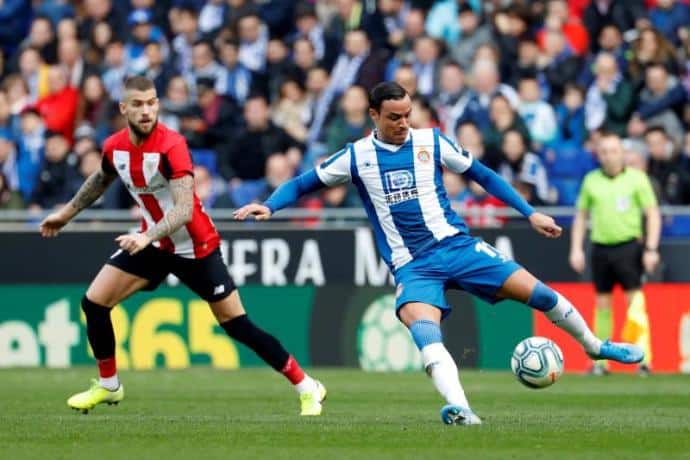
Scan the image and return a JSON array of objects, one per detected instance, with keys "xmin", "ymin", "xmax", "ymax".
[{"xmin": 384, "ymin": 170, "xmax": 418, "ymax": 205}]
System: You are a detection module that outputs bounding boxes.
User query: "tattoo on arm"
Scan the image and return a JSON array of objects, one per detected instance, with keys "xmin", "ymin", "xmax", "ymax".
[
  {"xmin": 69, "ymin": 168, "xmax": 117, "ymax": 213},
  {"xmin": 145, "ymin": 175, "xmax": 194, "ymax": 242}
]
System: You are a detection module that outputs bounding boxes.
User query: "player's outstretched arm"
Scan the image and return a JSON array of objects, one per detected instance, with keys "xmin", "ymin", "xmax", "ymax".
[
  {"xmin": 39, "ymin": 167, "xmax": 117, "ymax": 238},
  {"xmin": 463, "ymin": 160, "xmax": 562, "ymax": 238},
  {"xmin": 233, "ymin": 169, "xmax": 326, "ymax": 221}
]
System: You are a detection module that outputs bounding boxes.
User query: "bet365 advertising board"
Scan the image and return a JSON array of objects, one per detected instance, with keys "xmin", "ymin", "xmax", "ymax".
[{"xmin": 1, "ymin": 228, "xmax": 690, "ymax": 372}]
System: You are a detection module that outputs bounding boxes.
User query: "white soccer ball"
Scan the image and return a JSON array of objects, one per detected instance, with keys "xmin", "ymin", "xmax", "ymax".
[{"xmin": 510, "ymin": 336, "xmax": 564, "ymax": 389}]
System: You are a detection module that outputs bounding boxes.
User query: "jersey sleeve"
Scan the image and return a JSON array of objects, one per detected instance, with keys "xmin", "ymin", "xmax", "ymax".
[
  {"xmin": 315, "ymin": 147, "xmax": 352, "ymax": 186},
  {"xmin": 101, "ymin": 139, "xmax": 116, "ymax": 175},
  {"xmin": 576, "ymin": 175, "xmax": 593, "ymax": 210},
  {"xmin": 167, "ymin": 136, "xmax": 194, "ymax": 179},
  {"xmin": 439, "ymin": 133, "xmax": 473, "ymax": 173},
  {"xmin": 635, "ymin": 172, "xmax": 658, "ymax": 209}
]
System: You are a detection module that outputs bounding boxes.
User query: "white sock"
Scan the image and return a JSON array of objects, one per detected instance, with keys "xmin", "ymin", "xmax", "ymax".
[
  {"xmin": 545, "ymin": 294, "xmax": 602, "ymax": 355},
  {"xmin": 100, "ymin": 374, "xmax": 120, "ymax": 391},
  {"xmin": 294, "ymin": 374, "xmax": 318, "ymax": 394},
  {"xmin": 421, "ymin": 343, "xmax": 470, "ymax": 409}
]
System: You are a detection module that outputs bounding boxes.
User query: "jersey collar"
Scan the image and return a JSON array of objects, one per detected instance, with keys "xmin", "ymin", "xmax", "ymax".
[{"xmin": 371, "ymin": 129, "xmax": 411, "ymax": 152}]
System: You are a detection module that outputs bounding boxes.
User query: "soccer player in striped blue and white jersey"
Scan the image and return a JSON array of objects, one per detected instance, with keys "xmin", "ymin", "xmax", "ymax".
[{"xmin": 234, "ymin": 82, "xmax": 644, "ymax": 425}]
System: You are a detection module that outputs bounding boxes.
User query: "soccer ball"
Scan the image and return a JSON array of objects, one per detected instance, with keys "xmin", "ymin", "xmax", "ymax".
[{"xmin": 510, "ymin": 336, "xmax": 564, "ymax": 389}]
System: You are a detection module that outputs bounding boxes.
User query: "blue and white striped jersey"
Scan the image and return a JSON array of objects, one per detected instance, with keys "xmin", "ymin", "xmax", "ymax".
[{"xmin": 315, "ymin": 127, "xmax": 473, "ymax": 270}]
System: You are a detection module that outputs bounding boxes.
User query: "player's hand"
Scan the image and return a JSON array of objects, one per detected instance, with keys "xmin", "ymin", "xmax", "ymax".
[
  {"xmin": 39, "ymin": 211, "xmax": 70, "ymax": 238},
  {"xmin": 233, "ymin": 203, "xmax": 272, "ymax": 221},
  {"xmin": 569, "ymin": 249, "xmax": 586, "ymax": 274},
  {"xmin": 115, "ymin": 233, "xmax": 151, "ymax": 255},
  {"xmin": 642, "ymin": 249, "xmax": 660, "ymax": 274},
  {"xmin": 529, "ymin": 212, "xmax": 562, "ymax": 239}
]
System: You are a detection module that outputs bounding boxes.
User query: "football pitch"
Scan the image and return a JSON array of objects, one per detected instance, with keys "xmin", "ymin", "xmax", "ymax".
[{"xmin": 1, "ymin": 368, "xmax": 689, "ymax": 460}]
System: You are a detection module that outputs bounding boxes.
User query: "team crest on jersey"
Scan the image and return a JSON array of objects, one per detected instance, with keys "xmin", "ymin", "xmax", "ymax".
[{"xmin": 417, "ymin": 149, "xmax": 431, "ymax": 163}]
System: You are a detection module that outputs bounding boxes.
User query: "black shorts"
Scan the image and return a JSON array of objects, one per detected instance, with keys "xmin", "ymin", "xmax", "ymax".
[
  {"xmin": 106, "ymin": 245, "xmax": 236, "ymax": 302},
  {"xmin": 591, "ymin": 240, "xmax": 643, "ymax": 293}
]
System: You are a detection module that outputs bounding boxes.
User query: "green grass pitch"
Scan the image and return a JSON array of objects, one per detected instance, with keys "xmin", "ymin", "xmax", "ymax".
[{"xmin": 1, "ymin": 368, "xmax": 689, "ymax": 459}]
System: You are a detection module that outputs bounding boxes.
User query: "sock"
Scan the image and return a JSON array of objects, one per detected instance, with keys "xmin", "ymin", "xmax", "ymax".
[
  {"xmin": 82, "ymin": 296, "xmax": 119, "ymax": 390},
  {"xmin": 409, "ymin": 320, "xmax": 470, "ymax": 409},
  {"xmin": 594, "ymin": 306, "xmax": 612, "ymax": 340},
  {"xmin": 545, "ymin": 293, "xmax": 602, "ymax": 355},
  {"xmin": 282, "ymin": 355, "xmax": 318, "ymax": 394},
  {"xmin": 622, "ymin": 291, "xmax": 652, "ymax": 365}
]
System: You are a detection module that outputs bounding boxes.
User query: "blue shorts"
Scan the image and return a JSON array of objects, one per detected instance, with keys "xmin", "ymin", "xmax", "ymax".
[{"xmin": 393, "ymin": 234, "xmax": 522, "ymax": 319}]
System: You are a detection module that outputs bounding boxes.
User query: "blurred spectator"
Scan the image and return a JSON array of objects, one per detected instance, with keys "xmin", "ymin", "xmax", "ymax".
[
  {"xmin": 426, "ymin": 0, "xmax": 481, "ymax": 46},
  {"xmin": 538, "ymin": 28, "xmax": 583, "ymax": 103},
  {"xmin": 629, "ymin": 63, "xmax": 687, "ymax": 146},
  {"xmin": 442, "ymin": 169, "xmax": 469, "ymax": 204},
  {"xmin": 585, "ymin": 52, "xmax": 634, "ymax": 137},
  {"xmin": 497, "ymin": 129, "xmax": 553, "ymax": 205},
  {"xmin": 409, "ymin": 36, "xmax": 442, "ymax": 98},
  {"xmin": 76, "ymin": 74, "xmax": 111, "ymax": 142},
  {"xmin": 0, "ymin": 132, "xmax": 19, "ymax": 192},
  {"xmin": 171, "ymin": 6, "xmax": 201, "ymax": 75},
  {"xmin": 291, "ymin": 2, "xmax": 340, "ymax": 71},
  {"xmin": 143, "ymin": 41, "xmax": 176, "ymax": 97},
  {"xmin": 222, "ymin": 94, "xmax": 301, "ymax": 182},
  {"xmin": 393, "ymin": 8, "xmax": 426, "ymax": 64},
  {"xmin": 199, "ymin": 0, "xmax": 227, "ymax": 37},
  {"xmin": 537, "ymin": 0, "xmax": 589, "ymax": 55},
  {"xmin": 78, "ymin": 0, "xmax": 126, "ymax": 43},
  {"xmin": 583, "ymin": 0, "xmax": 646, "ymax": 52},
  {"xmin": 225, "ymin": 0, "xmax": 259, "ymax": 32},
  {"xmin": 409, "ymin": 96, "xmax": 440, "ymax": 129},
  {"xmin": 462, "ymin": 180, "xmax": 507, "ymax": 228},
  {"xmin": 361, "ymin": 0, "xmax": 408, "ymax": 52},
  {"xmin": 59, "ymin": 37, "xmax": 98, "ymax": 89},
  {"xmin": 18, "ymin": 47, "xmax": 49, "ymax": 103},
  {"xmin": 35, "ymin": 66, "xmax": 80, "ymax": 144},
  {"xmin": 19, "ymin": 15, "xmax": 57, "ymax": 64},
  {"xmin": 125, "ymin": 8, "xmax": 169, "ymax": 75},
  {"xmin": 623, "ymin": 138, "xmax": 650, "ymax": 172},
  {"xmin": 17, "ymin": 107, "xmax": 45, "ymax": 200},
  {"xmin": 393, "ymin": 64, "xmax": 418, "ymax": 98},
  {"xmin": 327, "ymin": 0, "xmax": 367, "ymax": 42},
  {"xmin": 264, "ymin": 38, "xmax": 299, "ymax": 102},
  {"xmin": 323, "ymin": 84, "xmax": 372, "ymax": 155},
  {"xmin": 577, "ymin": 24, "xmax": 628, "ymax": 88},
  {"xmin": 649, "ymin": 0, "xmax": 690, "ymax": 46},
  {"xmin": 0, "ymin": 170, "xmax": 24, "ymax": 209},
  {"xmin": 508, "ymin": 39, "xmax": 539, "ymax": 87},
  {"xmin": 85, "ymin": 21, "xmax": 114, "ymax": 66},
  {"xmin": 432, "ymin": 60, "xmax": 470, "ymax": 139},
  {"xmin": 456, "ymin": 120, "xmax": 492, "ymax": 165},
  {"xmin": 3, "ymin": 74, "xmax": 31, "ymax": 118},
  {"xmin": 482, "ymin": 93, "xmax": 530, "ymax": 159},
  {"xmin": 101, "ymin": 40, "xmax": 127, "ymax": 103},
  {"xmin": 218, "ymin": 38, "xmax": 253, "ymax": 105},
  {"xmin": 555, "ymin": 83, "xmax": 587, "ymax": 145},
  {"xmin": 0, "ymin": 0, "xmax": 32, "ymax": 58},
  {"xmin": 273, "ymin": 78, "xmax": 311, "ymax": 144},
  {"xmin": 29, "ymin": 131, "xmax": 81, "ymax": 210},
  {"xmin": 449, "ymin": 4, "xmax": 493, "ymax": 70},
  {"xmin": 237, "ymin": 13, "xmax": 268, "ymax": 73},
  {"xmin": 0, "ymin": 89, "xmax": 11, "ymax": 134},
  {"xmin": 645, "ymin": 126, "xmax": 690, "ymax": 204},
  {"xmin": 186, "ymin": 40, "xmax": 228, "ymax": 98},
  {"xmin": 517, "ymin": 76, "xmax": 558, "ymax": 147},
  {"xmin": 57, "ymin": 17, "xmax": 78, "ymax": 43},
  {"xmin": 492, "ymin": 5, "xmax": 531, "ymax": 80},
  {"xmin": 159, "ymin": 77, "xmax": 192, "ymax": 133},
  {"xmin": 629, "ymin": 27, "xmax": 679, "ymax": 81},
  {"xmin": 181, "ymin": 76, "xmax": 240, "ymax": 153}
]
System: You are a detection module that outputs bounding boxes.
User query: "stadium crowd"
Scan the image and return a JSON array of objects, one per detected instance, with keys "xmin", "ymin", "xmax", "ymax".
[{"xmin": 0, "ymin": 0, "xmax": 689, "ymax": 229}]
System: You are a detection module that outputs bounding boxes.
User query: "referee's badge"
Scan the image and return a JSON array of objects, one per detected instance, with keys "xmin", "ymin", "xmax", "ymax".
[
  {"xmin": 417, "ymin": 149, "xmax": 430, "ymax": 163},
  {"xmin": 616, "ymin": 195, "xmax": 631, "ymax": 212}
]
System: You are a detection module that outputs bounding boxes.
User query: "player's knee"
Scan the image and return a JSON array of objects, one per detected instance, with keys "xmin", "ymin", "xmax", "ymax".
[
  {"xmin": 409, "ymin": 320, "xmax": 443, "ymax": 350},
  {"xmin": 81, "ymin": 296, "xmax": 111, "ymax": 320},
  {"xmin": 526, "ymin": 282, "xmax": 558, "ymax": 312}
]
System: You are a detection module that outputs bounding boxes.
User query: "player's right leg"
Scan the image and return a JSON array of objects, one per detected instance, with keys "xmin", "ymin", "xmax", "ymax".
[
  {"xmin": 397, "ymin": 302, "xmax": 481, "ymax": 426},
  {"xmin": 68, "ymin": 246, "xmax": 166, "ymax": 413}
]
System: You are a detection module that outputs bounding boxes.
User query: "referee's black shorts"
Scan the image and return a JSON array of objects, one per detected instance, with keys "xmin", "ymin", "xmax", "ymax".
[
  {"xmin": 591, "ymin": 239, "xmax": 643, "ymax": 293},
  {"xmin": 106, "ymin": 245, "xmax": 236, "ymax": 303}
]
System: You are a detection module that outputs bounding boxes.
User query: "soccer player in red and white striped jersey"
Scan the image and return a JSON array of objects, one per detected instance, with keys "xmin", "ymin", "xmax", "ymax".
[{"xmin": 40, "ymin": 76, "xmax": 325, "ymax": 415}]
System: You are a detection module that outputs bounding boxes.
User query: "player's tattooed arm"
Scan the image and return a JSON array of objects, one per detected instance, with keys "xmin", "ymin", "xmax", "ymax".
[
  {"xmin": 145, "ymin": 175, "xmax": 194, "ymax": 242},
  {"xmin": 68, "ymin": 167, "xmax": 118, "ymax": 215}
]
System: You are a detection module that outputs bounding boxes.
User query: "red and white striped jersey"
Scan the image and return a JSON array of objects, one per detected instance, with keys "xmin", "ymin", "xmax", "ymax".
[{"xmin": 102, "ymin": 123, "xmax": 220, "ymax": 259}]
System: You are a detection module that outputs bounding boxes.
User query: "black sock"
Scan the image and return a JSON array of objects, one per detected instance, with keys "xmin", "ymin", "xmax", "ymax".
[
  {"xmin": 220, "ymin": 314, "xmax": 289, "ymax": 371},
  {"xmin": 81, "ymin": 296, "xmax": 115, "ymax": 360}
]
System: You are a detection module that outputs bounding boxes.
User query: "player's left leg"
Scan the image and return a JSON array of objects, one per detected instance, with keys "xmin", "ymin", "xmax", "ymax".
[
  {"xmin": 497, "ymin": 269, "xmax": 644, "ymax": 364},
  {"xmin": 398, "ymin": 302, "xmax": 481, "ymax": 426},
  {"xmin": 175, "ymin": 248, "xmax": 325, "ymax": 415}
]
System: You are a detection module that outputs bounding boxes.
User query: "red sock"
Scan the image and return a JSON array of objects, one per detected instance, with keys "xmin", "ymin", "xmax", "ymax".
[
  {"xmin": 280, "ymin": 355, "xmax": 305, "ymax": 385},
  {"xmin": 97, "ymin": 357, "xmax": 117, "ymax": 378}
]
